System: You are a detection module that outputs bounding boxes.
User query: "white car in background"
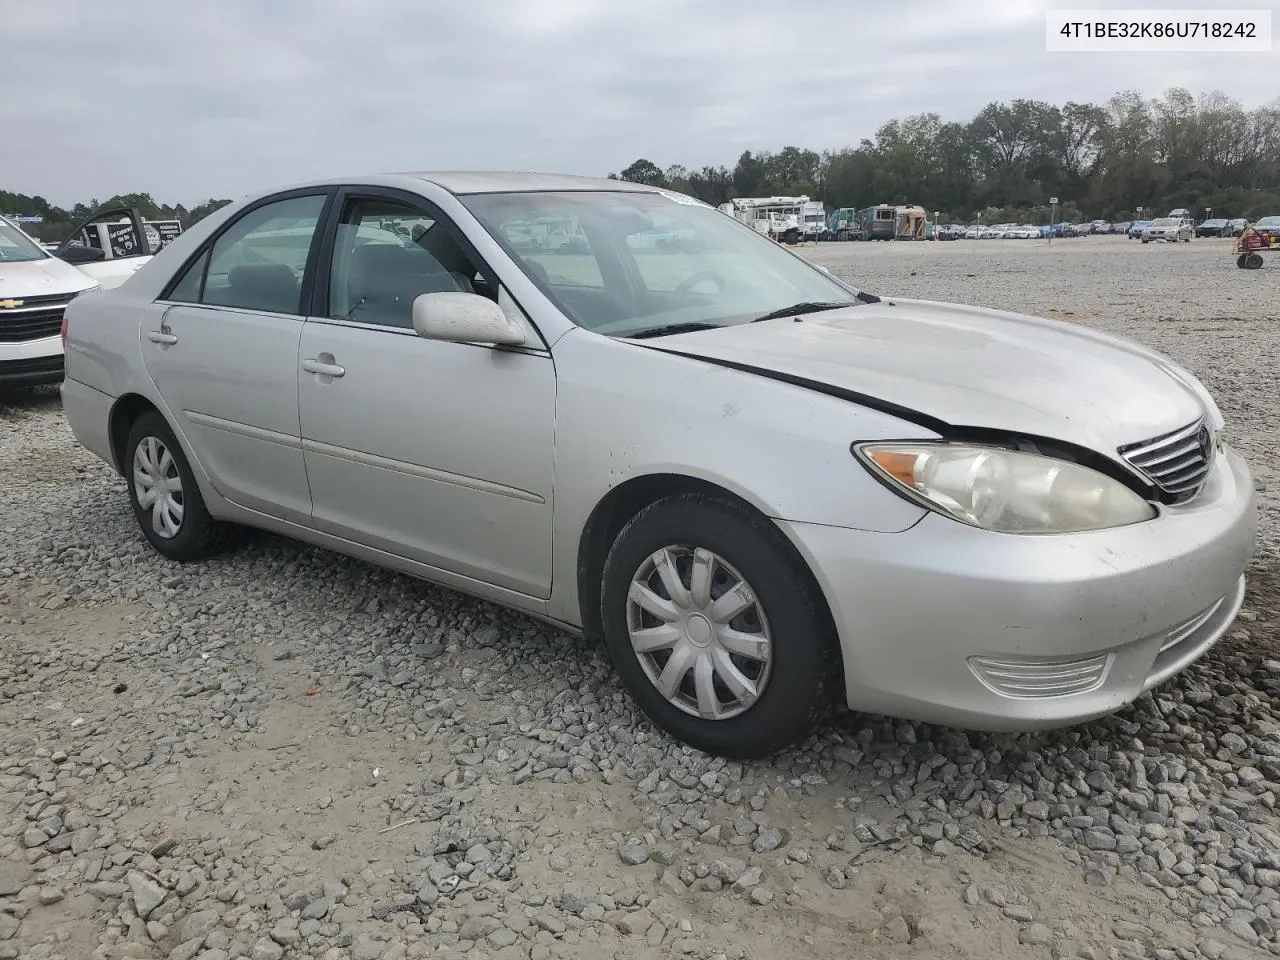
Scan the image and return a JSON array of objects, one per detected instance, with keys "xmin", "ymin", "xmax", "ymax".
[
  {"xmin": 1, "ymin": 207, "xmax": 176, "ymax": 388},
  {"xmin": 1007, "ymin": 224, "xmax": 1039, "ymax": 239},
  {"xmin": 1, "ymin": 216, "xmax": 101, "ymax": 388}
]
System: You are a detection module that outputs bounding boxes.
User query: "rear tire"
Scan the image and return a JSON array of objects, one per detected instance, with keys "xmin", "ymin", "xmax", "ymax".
[
  {"xmin": 125, "ymin": 411, "xmax": 237, "ymax": 562},
  {"xmin": 599, "ymin": 493, "xmax": 840, "ymax": 759},
  {"xmin": 1246, "ymin": 253, "xmax": 1264, "ymax": 270}
]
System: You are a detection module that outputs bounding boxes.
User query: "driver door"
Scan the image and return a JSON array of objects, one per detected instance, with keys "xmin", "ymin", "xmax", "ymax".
[{"xmin": 298, "ymin": 187, "xmax": 557, "ymax": 599}]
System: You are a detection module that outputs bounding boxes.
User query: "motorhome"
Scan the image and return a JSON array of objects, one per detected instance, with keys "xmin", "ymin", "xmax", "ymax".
[{"xmin": 856, "ymin": 204, "xmax": 897, "ymax": 241}]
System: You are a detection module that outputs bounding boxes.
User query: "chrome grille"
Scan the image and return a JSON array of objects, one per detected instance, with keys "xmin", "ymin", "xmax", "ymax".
[
  {"xmin": 1118, "ymin": 419, "xmax": 1213, "ymax": 498},
  {"xmin": 0, "ymin": 292, "xmax": 71, "ymax": 308},
  {"xmin": 0, "ymin": 306, "xmax": 65, "ymax": 342}
]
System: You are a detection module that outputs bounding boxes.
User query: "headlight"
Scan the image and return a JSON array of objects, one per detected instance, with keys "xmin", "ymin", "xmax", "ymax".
[{"xmin": 855, "ymin": 442, "xmax": 1157, "ymax": 534}]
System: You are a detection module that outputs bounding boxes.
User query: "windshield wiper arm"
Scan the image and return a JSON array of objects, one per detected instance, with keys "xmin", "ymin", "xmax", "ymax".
[
  {"xmin": 624, "ymin": 322, "xmax": 723, "ymax": 339},
  {"xmin": 750, "ymin": 299, "xmax": 863, "ymax": 323}
]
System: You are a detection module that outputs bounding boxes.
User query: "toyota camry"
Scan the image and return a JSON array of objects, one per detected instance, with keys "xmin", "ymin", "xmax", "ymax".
[{"xmin": 59, "ymin": 172, "xmax": 1257, "ymax": 759}]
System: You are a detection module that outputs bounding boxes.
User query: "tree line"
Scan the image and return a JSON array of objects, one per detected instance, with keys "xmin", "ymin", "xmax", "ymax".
[
  {"xmin": 609, "ymin": 87, "xmax": 1280, "ymax": 224},
  {"xmin": 6, "ymin": 87, "xmax": 1278, "ymax": 237}
]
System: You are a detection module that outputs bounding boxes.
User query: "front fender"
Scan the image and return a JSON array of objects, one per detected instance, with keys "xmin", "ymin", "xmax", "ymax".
[{"xmin": 546, "ymin": 328, "xmax": 934, "ymax": 624}]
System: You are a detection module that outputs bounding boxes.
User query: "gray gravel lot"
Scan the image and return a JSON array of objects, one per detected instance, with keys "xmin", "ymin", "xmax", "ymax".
[{"xmin": 2, "ymin": 234, "xmax": 1279, "ymax": 960}]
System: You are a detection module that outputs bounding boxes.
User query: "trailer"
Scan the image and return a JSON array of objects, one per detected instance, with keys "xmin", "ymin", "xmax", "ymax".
[
  {"xmin": 1234, "ymin": 220, "xmax": 1278, "ymax": 269},
  {"xmin": 895, "ymin": 205, "xmax": 927, "ymax": 240}
]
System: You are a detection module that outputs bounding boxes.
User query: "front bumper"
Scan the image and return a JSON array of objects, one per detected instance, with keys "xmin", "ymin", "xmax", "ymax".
[
  {"xmin": 0, "ymin": 335, "xmax": 64, "ymax": 387},
  {"xmin": 779, "ymin": 445, "xmax": 1257, "ymax": 731}
]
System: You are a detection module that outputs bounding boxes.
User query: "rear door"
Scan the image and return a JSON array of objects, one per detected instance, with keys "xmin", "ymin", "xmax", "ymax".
[{"xmin": 142, "ymin": 190, "xmax": 333, "ymax": 526}]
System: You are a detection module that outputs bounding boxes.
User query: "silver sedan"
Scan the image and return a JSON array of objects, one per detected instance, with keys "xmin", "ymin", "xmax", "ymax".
[
  {"xmin": 1142, "ymin": 218, "xmax": 1194, "ymax": 242},
  {"xmin": 60, "ymin": 173, "xmax": 1257, "ymax": 759}
]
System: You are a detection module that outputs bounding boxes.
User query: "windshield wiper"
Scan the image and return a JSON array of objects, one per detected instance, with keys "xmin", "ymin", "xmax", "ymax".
[
  {"xmin": 750, "ymin": 299, "xmax": 864, "ymax": 323},
  {"xmin": 624, "ymin": 322, "xmax": 724, "ymax": 339}
]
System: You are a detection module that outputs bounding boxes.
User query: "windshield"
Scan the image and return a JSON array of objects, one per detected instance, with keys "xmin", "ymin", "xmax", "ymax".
[
  {"xmin": 462, "ymin": 190, "xmax": 859, "ymax": 336},
  {"xmin": 0, "ymin": 218, "xmax": 49, "ymax": 263},
  {"xmin": 1256, "ymin": 216, "xmax": 1280, "ymax": 227},
  {"xmin": 1150, "ymin": 218, "xmax": 1175, "ymax": 226}
]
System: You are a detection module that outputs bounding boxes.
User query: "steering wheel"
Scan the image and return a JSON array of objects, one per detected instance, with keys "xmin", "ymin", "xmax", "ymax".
[{"xmin": 675, "ymin": 270, "xmax": 726, "ymax": 295}]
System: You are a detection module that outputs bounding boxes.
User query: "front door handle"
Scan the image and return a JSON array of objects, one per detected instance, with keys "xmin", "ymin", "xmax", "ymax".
[
  {"xmin": 301, "ymin": 357, "xmax": 345, "ymax": 378},
  {"xmin": 147, "ymin": 330, "xmax": 178, "ymax": 345}
]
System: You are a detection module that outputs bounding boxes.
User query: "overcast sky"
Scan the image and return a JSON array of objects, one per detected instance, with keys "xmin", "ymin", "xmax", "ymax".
[{"xmin": 3, "ymin": 0, "xmax": 1276, "ymax": 208}]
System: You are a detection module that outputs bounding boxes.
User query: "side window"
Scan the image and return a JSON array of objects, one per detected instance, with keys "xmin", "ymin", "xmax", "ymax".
[
  {"xmin": 200, "ymin": 194, "xmax": 326, "ymax": 315},
  {"xmin": 328, "ymin": 198, "xmax": 490, "ymax": 329},
  {"xmin": 167, "ymin": 249, "xmax": 209, "ymax": 303}
]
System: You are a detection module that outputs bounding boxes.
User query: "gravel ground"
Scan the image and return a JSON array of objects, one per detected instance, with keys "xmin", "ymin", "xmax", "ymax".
[{"xmin": 2, "ymin": 235, "xmax": 1279, "ymax": 960}]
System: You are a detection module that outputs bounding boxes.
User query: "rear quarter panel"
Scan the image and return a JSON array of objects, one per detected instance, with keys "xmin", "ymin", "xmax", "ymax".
[
  {"xmin": 63, "ymin": 289, "xmax": 153, "ymax": 404},
  {"xmin": 61, "ymin": 199, "xmax": 255, "ymax": 457}
]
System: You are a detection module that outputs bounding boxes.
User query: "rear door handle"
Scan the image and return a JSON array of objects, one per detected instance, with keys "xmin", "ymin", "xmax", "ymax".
[
  {"xmin": 147, "ymin": 330, "xmax": 178, "ymax": 345},
  {"xmin": 301, "ymin": 358, "xmax": 345, "ymax": 378}
]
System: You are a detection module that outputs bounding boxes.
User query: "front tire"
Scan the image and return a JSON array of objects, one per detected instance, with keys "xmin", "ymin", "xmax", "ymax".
[
  {"xmin": 125, "ymin": 411, "xmax": 236, "ymax": 562},
  {"xmin": 599, "ymin": 494, "xmax": 840, "ymax": 759}
]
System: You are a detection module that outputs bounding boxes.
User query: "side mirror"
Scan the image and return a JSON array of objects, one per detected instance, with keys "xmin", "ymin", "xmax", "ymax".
[
  {"xmin": 411, "ymin": 292, "xmax": 527, "ymax": 346},
  {"xmin": 58, "ymin": 244, "xmax": 106, "ymax": 265}
]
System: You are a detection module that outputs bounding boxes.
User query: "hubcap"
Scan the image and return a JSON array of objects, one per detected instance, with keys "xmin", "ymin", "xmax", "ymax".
[
  {"xmin": 132, "ymin": 436, "xmax": 184, "ymax": 539},
  {"xmin": 626, "ymin": 545, "xmax": 773, "ymax": 720}
]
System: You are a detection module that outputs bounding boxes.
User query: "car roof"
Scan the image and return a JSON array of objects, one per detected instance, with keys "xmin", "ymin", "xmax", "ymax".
[
  {"xmin": 256, "ymin": 170, "xmax": 665, "ymax": 200},
  {"xmin": 395, "ymin": 171, "xmax": 659, "ymax": 195}
]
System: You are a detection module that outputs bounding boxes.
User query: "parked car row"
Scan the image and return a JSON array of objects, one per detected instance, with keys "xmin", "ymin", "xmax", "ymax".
[
  {"xmin": 960, "ymin": 222, "xmax": 1092, "ymax": 239},
  {"xmin": 873, "ymin": 215, "xmax": 1260, "ymax": 243},
  {"xmin": 1195, "ymin": 218, "xmax": 1249, "ymax": 237}
]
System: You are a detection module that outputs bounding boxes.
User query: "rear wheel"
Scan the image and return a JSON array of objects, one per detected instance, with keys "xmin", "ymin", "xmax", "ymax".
[
  {"xmin": 1246, "ymin": 253, "xmax": 1264, "ymax": 270},
  {"xmin": 125, "ymin": 411, "xmax": 237, "ymax": 562},
  {"xmin": 600, "ymin": 494, "xmax": 840, "ymax": 759}
]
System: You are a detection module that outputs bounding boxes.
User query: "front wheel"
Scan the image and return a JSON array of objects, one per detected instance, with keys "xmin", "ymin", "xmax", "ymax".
[
  {"xmin": 1246, "ymin": 253, "xmax": 1264, "ymax": 269},
  {"xmin": 125, "ymin": 411, "xmax": 237, "ymax": 562},
  {"xmin": 600, "ymin": 494, "xmax": 840, "ymax": 759}
]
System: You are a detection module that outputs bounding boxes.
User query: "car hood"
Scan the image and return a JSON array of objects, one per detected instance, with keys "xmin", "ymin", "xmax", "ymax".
[
  {"xmin": 0, "ymin": 257, "xmax": 99, "ymax": 298},
  {"xmin": 638, "ymin": 298, "xmax": 1209, "ymax": 457}
]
